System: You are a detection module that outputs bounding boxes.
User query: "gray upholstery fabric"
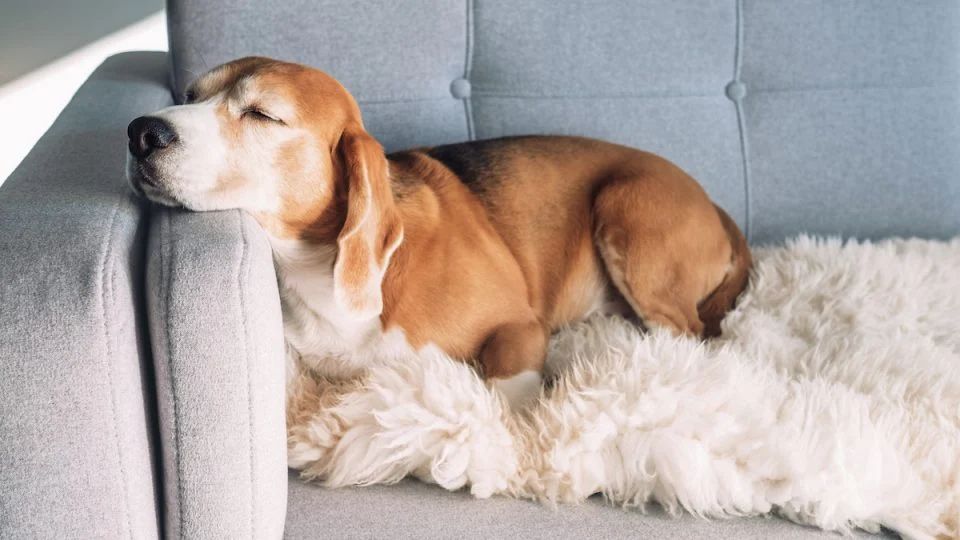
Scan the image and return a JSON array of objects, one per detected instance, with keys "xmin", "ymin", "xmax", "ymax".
[
  {"xmin": 740, "ymin": 0, "xmax": 960, "ymax": 241},
  {"xmin": 285, "ymin": 473, "xmax": 890, "ymax": 539},
  {"xmin": 146, "ymin": 209, "xmax": 287, "ymax": 539},
  {"xmin": 167, "ymin": 0, "xmax": 960, "ymax": 244},
  {"xmin": 166, "ymin": 0, "xmax": 471, "ymax": 150},
  {"xmin": 0, "ymin": 52, "xmax": 171, "ymax": 539}
]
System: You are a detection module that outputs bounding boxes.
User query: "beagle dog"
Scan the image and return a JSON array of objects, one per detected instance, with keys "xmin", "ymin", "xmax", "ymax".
[{"xmin": 127, "ymin": 57, "xmax": 751, "ymax": 408}]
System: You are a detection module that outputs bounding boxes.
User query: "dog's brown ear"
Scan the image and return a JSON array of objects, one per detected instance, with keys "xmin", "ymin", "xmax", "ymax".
[{"xmin": 333, "ymin": 126, "xmax": 403, "ymax": 319}]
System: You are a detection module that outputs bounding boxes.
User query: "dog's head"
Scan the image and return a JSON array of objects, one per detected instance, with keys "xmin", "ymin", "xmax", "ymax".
[{"xmin": 127, "ymin": 56, "xmax": 402, "ymax": 318}]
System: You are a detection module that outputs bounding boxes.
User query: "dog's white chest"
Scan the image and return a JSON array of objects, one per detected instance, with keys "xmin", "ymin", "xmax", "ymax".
[
  {"xmin": 272, "ymin": 239, "xmax": 416, "ymax": 380},
  {"xmin": 281, "ymin": 293, "xmax": 413, "ymax": 380}
]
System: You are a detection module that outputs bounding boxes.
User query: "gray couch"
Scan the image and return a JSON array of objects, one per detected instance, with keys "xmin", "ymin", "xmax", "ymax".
[{"xmin": 2, "ymin": 1, "xmax": 957, "ymax": 538}]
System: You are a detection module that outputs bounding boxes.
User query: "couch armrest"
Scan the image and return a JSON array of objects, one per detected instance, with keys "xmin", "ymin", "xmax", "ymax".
[
  {"xmin": 0, "ymin": 52, "xmax": 172, "ymax": 538},
  {"xmin": 146, "ymin": 208, "xmax": 287, "ymax": 539}
]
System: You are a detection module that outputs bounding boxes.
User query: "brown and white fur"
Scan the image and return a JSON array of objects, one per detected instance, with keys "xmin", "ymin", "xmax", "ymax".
[{"xmin": 126, "ymin": 57, "xmax": 751, "ymax": 409}]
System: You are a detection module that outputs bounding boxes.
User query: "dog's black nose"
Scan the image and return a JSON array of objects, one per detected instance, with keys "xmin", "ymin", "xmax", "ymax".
[{"xmin": 127, "ymin": 116, "xmax": 177, "ymax": 159}]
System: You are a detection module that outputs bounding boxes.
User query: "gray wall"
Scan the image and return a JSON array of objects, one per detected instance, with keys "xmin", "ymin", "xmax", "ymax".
[{"xmin": 0, "ymin": 0, "xmax": 163, "ymax": 84}]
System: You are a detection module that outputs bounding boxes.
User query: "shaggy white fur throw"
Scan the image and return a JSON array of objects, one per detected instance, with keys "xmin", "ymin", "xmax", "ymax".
[{"xmin": 287, "ymin": 236, "xmax": 960, "ymax": 539}]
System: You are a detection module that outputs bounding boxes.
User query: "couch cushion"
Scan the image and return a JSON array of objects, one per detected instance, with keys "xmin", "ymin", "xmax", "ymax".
[
  {"xmin": 166, "ymin": 0, "xmax": 470, "ymax": 150},
  {"xmin": 168, "ymin": 0, "xmax": 960, "ymax": 243},
  {"xmin": 284, "ymin": 473, "xmax": 890, "ymax": 539},
  {"xmin": 467, "ymin": 1, "xmax": 746, "ymax": 228},
  {"xmin": 740, "ymin": 0, "xmax": 960, "ymax": 242},
  {"xmin": 0, "ymin": 52, "xmax": 171, "ymax": 539}
]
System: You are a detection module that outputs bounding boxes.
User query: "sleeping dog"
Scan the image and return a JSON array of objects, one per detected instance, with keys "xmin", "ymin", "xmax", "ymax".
[{"xmin": 126, "ymin": 57, "xmax": 751, "ymax": 409}]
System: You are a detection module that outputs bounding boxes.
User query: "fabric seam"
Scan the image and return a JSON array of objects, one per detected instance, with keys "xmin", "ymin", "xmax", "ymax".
[
  {"xmin": 349, "ymin": 82, "xmax": 950, "ymax": 106},
  {"xmin": 463, "ymin": 0, "xmax": 476, "ymax": 140},
  {"xmin": 469, "ymin": 83, "xmax": 955, "ymax": 100},
  {"xmin": 733, "ymin": 0, "xmax": 752, "ymax": 242},
  {"xmin": 471, "ymin": 90, "xmax": 721, "ymax": 100},
  {"xmin": 98, "ymin": 200, "xmax": 134, "ymax": 539},
  {"xmin": 237, "ymin": 212, "xmax": 256, "ymax": 539},
  {"xmin": 357, "ymin": 95, "xmax": 451, "ymax": 105},
  {"xmin": 743, "ymin": 82, "xmax": 954, "ymax": 95}
]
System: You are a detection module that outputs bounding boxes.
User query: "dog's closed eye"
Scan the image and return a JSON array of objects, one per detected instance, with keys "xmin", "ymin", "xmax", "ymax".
[{"xmin": 242, "ymin": 107, "xmax": 283, "ymax": 124}]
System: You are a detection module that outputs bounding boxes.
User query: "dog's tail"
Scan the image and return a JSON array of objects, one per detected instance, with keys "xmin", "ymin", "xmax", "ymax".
[{"xmin": 698, "ymin": 205, "xmax": 752, "ymax": 338}]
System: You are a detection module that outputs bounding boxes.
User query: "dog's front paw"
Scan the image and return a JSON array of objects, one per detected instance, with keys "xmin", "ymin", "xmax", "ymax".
[
  {"xmin": 286, "ymin": 372, "xmax": 358, "ymax": 477},
  {"xmin": 491, "ymin": 371, "xmax": 543, "ymax": 412}
]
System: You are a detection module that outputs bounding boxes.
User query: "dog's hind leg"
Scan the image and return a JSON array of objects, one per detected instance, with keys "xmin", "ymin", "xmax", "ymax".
[{"xmin": 592, "ymin": 169, "xmax": 734, "ymax": 338}]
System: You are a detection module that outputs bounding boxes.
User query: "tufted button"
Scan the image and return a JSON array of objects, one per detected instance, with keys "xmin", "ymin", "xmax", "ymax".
[
  {"xmin": 725, "ymin": 80, "xmax": 747, "ymax": 101},
  {"xmin": 450, "ymin": 78, "xmax": 472, "ymax": 99}
]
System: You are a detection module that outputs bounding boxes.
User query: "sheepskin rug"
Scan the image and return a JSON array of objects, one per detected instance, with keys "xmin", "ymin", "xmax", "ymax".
[{"xmin": 287, "ymin": 236, "xmax": 960, "ymax": 539}]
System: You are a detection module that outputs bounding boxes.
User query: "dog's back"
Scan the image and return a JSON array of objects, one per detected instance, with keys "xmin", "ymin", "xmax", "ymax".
[{"xmin": 390, "ymin": 135, "xmax": 751, "ymax": 337}]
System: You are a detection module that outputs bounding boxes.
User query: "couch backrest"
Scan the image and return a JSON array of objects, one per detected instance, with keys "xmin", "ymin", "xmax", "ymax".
[{"xmin": 167, "ymin": 0, "xmax": 960, "ymax": 244}]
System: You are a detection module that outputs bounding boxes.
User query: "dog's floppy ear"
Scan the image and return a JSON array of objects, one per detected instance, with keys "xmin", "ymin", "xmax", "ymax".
[{"xmin": 333, "ymin": 126, "xmax": 403, "ymax": 320}]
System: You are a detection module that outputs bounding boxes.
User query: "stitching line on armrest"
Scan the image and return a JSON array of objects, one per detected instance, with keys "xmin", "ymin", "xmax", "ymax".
[
  {"xmin": 463, "ymin": 0, "xmax": 476, "ymax": 140},
  {"xmin": 98, "ymin": 200, "xmax": 134, "ymax": 539},
  {"xmin": 161, "ymin": 210, "xmax": 186, "ymax": 539},
  {"xmin": 237, "ymin": 212, "xmax": 257, "ymax": 539}
]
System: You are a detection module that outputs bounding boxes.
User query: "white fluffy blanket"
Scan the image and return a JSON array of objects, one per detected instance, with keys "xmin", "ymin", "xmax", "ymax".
[{"xmin": 287, "ymin": 236, "xmax": 960, "ymax": 539}]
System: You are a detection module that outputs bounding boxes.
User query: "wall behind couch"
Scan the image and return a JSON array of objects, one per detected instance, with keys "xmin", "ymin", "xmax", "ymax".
[
  {"xmin": 0, "ymin": 0, "xmax": 166, "ymax": 185},
  {"xmin": 0, "ymin": 0, "xmax": 162, "ymax": 84}
]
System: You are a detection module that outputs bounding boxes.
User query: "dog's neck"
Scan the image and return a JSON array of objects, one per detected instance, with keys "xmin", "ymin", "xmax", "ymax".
[
  {"xmin": 267, "ymin": 232, "xmax": 378, "ymax": 325},
  {"xmin": 252, "ymin": 161, "xmax": 419, "ymax": 377},
  {"xmin": 254, "ymin": 160, "xmax": 411, "ymax": 318},
  {"xmin": 267, "ymin": 233, "xmax": 389, "ymax": 379}
]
